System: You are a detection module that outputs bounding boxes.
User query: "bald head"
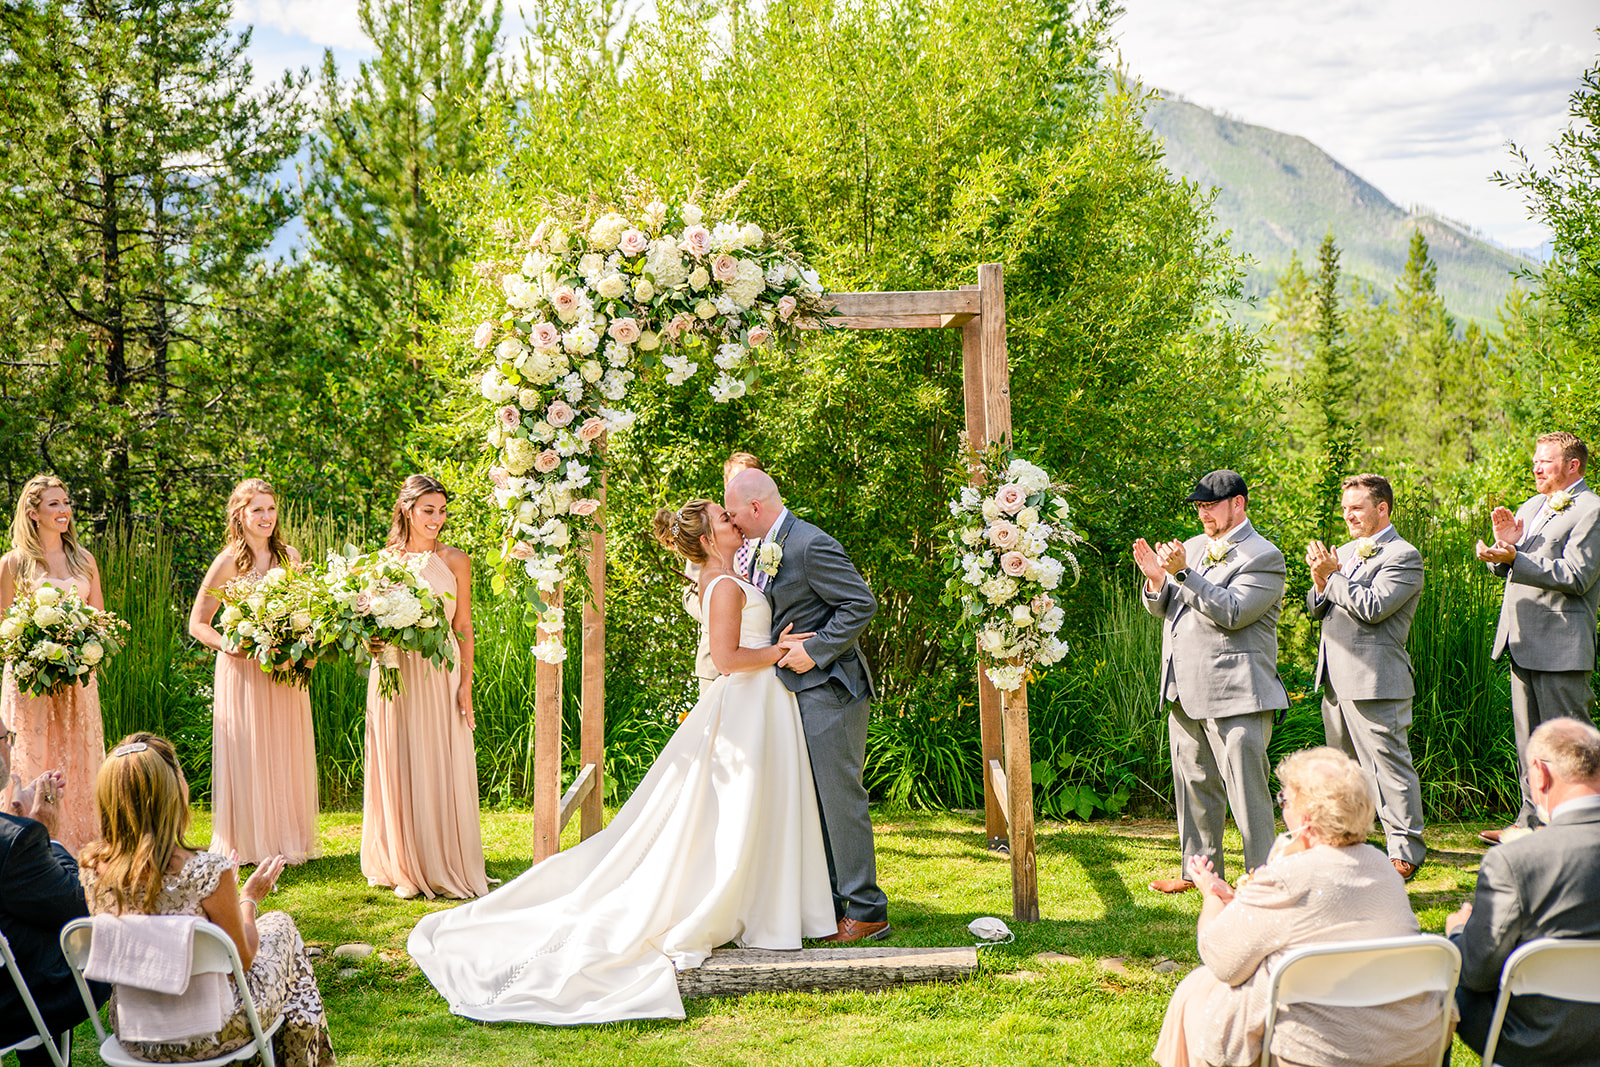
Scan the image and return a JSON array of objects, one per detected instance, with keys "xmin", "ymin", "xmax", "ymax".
[
  {"xmin": 725, "ymin": 469, "xmax": 784, "ymax": 539},
  {"xmin": 1530, "ymin": 718, "xmax": 1600, "ymax": 786}
]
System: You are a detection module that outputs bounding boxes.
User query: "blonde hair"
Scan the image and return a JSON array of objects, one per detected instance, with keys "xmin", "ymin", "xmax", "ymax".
[
  {"xmin": 652, "ymin": 500, "xmax": 716, "ymax": 565},
  {"xmin": 224, "ymin": 478, "xmax": 291, "ymax": 574},
  {"xmin": 8, "ymin": 474, "xmax": 90, "ymax": 591},
  {"xmin": 722, "ymin": 451, "xmax": 763, "ymax": 485},
  {"xmin": 1277, "ymin": 747, "xmax": 1376, "ymax": 846},
  {"xmin": 1529, "ymin": 718, "xmax": 1600, "ymax": 783},
  {"xmin": 80, "ymin": 733, "xmax": 197, "ymax": 915},
  {"xmin": 386, "ymin": 475, "xmax": 450, "ymax": 550}
]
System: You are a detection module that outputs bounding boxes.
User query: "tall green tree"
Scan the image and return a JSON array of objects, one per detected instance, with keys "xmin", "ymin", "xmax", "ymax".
[
  {"xmin": 1302, "ymin": 232, "xmax": 1357, "ymax": 542},
  {"xmin": 0, "ymin": 0, "xmax": 305, "ymax": 527}
]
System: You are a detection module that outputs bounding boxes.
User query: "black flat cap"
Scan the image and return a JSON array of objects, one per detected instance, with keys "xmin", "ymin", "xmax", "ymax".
[{"xmin": 1185, "ymin": 469, "xmax": 1248, "ymax": 503}]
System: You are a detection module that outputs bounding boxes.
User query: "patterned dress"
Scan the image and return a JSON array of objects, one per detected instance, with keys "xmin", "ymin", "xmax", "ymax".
[{"xmin": 81, "ymin": 851, "xmax": 334, "ymax": 1065}]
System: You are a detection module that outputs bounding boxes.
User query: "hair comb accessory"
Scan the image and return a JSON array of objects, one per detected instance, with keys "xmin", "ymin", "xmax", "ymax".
[{"xmin": 111, "ymin": 741, "xmax": 149, "ymax": 757}]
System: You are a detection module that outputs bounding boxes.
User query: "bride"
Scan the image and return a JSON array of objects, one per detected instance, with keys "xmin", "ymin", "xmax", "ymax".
[{"xmin": 408, "ymin": 499, "xmax": 837, "ymax": 1024}]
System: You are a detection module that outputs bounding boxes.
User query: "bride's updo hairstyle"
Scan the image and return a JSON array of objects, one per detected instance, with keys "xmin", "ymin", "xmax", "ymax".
[{"xmin": 652, "ymin": 500, "xmax": 716, "ymax": 564}]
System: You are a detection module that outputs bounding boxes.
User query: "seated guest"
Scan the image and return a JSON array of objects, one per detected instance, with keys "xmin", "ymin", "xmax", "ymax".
[
  {"xmin": 0, "ymin": 713, "xmax": 109, "ymax": 1065},
  {"xmin": 1154, "ymin": 747, "xmax": 1451, "ymax": 1067},
  {"xmin": 1447, "ymin": 717, "xmax": 1600, "ymax": 1066},
  {"xmin": 79, "ymin": 733, "xmax": 334, "ymax": 1066}
]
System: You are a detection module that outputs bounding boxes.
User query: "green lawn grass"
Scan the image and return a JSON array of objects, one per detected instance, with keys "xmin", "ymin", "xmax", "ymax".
[{"xmin": 57, "ymin": 808, "xmax": 1493, "ymax": 1066}]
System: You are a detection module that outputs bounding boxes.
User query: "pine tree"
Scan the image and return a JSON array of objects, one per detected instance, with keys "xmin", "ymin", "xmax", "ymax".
[{"xmin": 1304, "ymin": 232, "xmax": 1357, "ymax": 541}]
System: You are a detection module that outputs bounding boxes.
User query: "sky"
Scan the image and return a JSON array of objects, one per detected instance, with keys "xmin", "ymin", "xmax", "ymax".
[{"xmin": 231, "ymin": 0, "xmax": 1596, "ymax": 256}]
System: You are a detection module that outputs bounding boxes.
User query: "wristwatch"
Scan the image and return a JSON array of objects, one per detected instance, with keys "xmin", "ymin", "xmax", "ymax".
[{"xmin": 1173, "ymin": 568, "xmax": 1189, "ymax": 583}]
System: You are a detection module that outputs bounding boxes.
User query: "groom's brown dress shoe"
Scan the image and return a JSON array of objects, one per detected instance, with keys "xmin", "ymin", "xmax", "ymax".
[
  {"xmin": 819, "ymin": 918, "xmax": 891, "ymax": 944},
  {"xmin": 1149, "ymin": 877, "xmax": 1196, "ymax": 894},
  {"xmin": 1391, "ymin": 858, "xmax": 1420, "ymax": 881}
]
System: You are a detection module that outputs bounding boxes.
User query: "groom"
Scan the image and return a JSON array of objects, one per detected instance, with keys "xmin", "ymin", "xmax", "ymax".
[{"xmin": 725, "ymin": 469, "xmax": 890, "ymax": 943}]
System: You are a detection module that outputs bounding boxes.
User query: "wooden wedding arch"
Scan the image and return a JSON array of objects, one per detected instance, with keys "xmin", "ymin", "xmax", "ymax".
[{"xmin": 530, "ymin": 263, "xmax": 1041, "ymax": 922}]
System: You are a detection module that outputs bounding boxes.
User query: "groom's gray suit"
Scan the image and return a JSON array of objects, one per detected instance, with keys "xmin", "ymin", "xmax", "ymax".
[
  {"xmin": 1489, "ymin": 477, "xmax": 1600, "ymax": 826},
  {"xmin": 1309, "ymin": 525, "xmax": 1427, "ymax": 865},
  {"xmin": 1144, "ymin": 519, "xmax": 1287, "ymax": 878},
  {"xmin": 762, "ymin": 511, "xmax": 887, "ymax": 923}
]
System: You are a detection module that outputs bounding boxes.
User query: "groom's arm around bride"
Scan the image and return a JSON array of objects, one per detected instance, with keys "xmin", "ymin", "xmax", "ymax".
[{"xmin": 725, "ymin": 469, "xmax": 890, "ymax": 943}]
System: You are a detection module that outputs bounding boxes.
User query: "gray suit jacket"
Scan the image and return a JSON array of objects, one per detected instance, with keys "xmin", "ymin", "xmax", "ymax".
[
  {"xmin": 1452, "ymin": 800, "xmax": 1600, "ymax": 1066},
  {"xmin": 1143, "ymin": 520, "xmax": 1289, "ymax": 719},
  {"xmin": 1309, "ymin": 526, "xmax": 1423, "ymax": 700},
  {"xmin": 1490, "ymin": 479, "xmax": 1600, "ymax": 672},
  {"xmin": 764, "ymin": 513, "xmax": 877, "ymax": 702}
]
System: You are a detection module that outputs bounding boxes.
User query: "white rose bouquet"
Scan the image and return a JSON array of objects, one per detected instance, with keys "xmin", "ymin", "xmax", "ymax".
[
  {"xmin": 314, "ymin": 549, "xmax": 457, "ymax": 699},
  {"xmin": 213, "ymin": 566, "xmax": 323, "ymax": 689},
  {"xmin": 0, "ymin": 584, "xmax": 129, "ymax": 697},
  {"xmin": 943, "ymin": 439, "xmax": 1083, "ymax": 691},
  {"xmin": 471, "ymin": 178, "xmax": 835, "ymax": 663}
]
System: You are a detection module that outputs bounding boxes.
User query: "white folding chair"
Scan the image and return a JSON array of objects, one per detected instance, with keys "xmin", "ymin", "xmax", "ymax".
[
  {"xmin": 59, "ymin": 916, "xmax": 282, "ymax": 1067},
  {"xmin": 1259, "ymin": 933, "xmax": 1460, "ymax": 1067},
  {"xmin": 0, "ymin": 928, "xmax": 69, "ymax": 1067},
  {"xmin": 1479, "ymin": 937, "xmax": 1600, "ymax": 1067}
]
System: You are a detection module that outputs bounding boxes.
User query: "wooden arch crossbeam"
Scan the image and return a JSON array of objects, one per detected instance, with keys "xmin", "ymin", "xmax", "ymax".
[{"xmin": 532, "ymin": 262, "xmax": 1040, "ymax": 923}]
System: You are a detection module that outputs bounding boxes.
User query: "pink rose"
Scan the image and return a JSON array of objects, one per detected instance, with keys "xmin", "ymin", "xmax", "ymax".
[
  {"xmin": 534, "ymin": 450, "xmax": 562, "ymax": 474},
  {"xmin": 1000, "ymin": 551, "xmax": 1029, "ymax": 577},
  {"xmin": 777, "ymin": 294, "xmax": 798, "ymax": 320},
  {"xmin": 531, "ymin": 321, "xmax": 561, "ymax": 349},
  {"xmin": 354, "ymin": 592, "xmax": 372, "ymax": 614},
  {"xmin": 664, "ymin": 314, "xmax": 690, "ymax": 341},
  {"xmin": 570, "ymin": 498, "xmax": 600, "ymax": 517},
  {"xmin": 488, "ymin": 466, "xmax": 510, "ymax": 488},
  {"xmin": 680, "ymin": 225, "xmax": 712, "ymax": 257},
  {"xmin": 577, "ymin": 416, "xmax": 607, "ymax": 442},
  {"xmin": 472, "ymin": 321, "xmax": 494, "ymax": 350},
  {"xmin": 994, "ymin": 484, "xmax": 1027, "ymax": 514},
  {"xmin": 546, "ymin": 400, "xmax": 575, "ymax": 427},
  {"xmin": 608, "ymin": 317, "xmax": 642, "ymax": 345},
  {"xmin": 509, "ymin": 540, "xmax": 536, "ymax": 560},
  {"xmin": 989, "ymin": 520, "xmax": 1020, "ymax": 549},
  {"xmin": 497, "ymin": 405, "xmax": 521, "ymax": 430},
  {"xmin": 747, "ymin": 326, "xmax": 771, "ymax": 347},
  {"xmin": 618, "ymin": 229, "xmax": 649, "ymax": 255},
  {"xmin": 551, "ymin": 286, "xmax": 579, "ymax": 313},
  {"xmin": 712, "ymin": 253, "xmax": 739, "ymax": 283}
]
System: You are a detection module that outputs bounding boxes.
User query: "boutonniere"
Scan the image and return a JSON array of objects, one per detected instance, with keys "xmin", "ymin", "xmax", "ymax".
[
  {"xmin": 1549, "ymin": 489, "xmax": 1575, "ymax": 513},
  {"xmin": 757, "ymin": 538, "xmax": 785, "ymax": 579},
  {"xmin": 1200, "ymin": 539, "xmax": 1232, "ymax": 568},
  {"xmin": 1354, "ymin": 538, "xmax": 1379, "ymax": 561}
]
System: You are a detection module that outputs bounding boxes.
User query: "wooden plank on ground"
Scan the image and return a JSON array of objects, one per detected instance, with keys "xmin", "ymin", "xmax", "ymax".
[{"xmin": 678, "ymin": 945, "xmax": 978, "ymax": 999}]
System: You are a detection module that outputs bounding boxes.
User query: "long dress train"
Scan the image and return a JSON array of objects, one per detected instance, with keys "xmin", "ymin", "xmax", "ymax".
[
  {"xmin": 359, "ymin": 552, "xmax": 486, "ymax": 900},
  {"xmin": 2, "ymin": 573, "xmax": 104, "ymax": 854},
  {"xmin": 408, "ymin": 574, "xmax": 835, "ymax": 1024}
]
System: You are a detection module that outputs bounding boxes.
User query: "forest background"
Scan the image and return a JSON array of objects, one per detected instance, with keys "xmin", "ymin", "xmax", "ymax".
[{"xmin": 2, "ymin": 0, "xmax": 1597, "ymax": 823}]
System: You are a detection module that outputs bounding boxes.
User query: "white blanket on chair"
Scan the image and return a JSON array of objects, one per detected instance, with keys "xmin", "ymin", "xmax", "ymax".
[{"xmin": 84, "ymin": 914, "xmax": 230, "ymax": 1042}]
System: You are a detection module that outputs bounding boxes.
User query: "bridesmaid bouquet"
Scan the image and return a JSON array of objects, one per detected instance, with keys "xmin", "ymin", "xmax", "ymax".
[
  {"xmin": 315, "ymin": 548, "xmax": 456, "ymax": 699},
  {"xmin": 0, "ymin": 584, "xmax": 129, "ymax": 697},
  {"xmin": 214, "ymin": 566, "xmax": 323, "ymax": 689}
]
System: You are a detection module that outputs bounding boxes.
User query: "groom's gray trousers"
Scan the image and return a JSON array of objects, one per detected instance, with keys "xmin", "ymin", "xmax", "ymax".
[{"xmin": 795, "ymin": 667, "xmax": 888, "ymax": 924}]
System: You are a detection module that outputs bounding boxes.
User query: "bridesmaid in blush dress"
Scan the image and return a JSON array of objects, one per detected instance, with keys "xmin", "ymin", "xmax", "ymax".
[
  {"xmin": 189, "ymin": 478, "xmax": 320, "ymax": 865},
  {"xmin": 360, "ymin": 474, "xmax": 486, "ymax": 900},
  {"xmin": 0, "ymin": 473, "xmax": 107, "ymax": 854}
]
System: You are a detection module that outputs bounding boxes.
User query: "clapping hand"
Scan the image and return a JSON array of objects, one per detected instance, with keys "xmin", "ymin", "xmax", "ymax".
[
  {"xmin": 1490, "ymin": 506, "xmax": 1522, "ymax": 546},
  {"xmin": 1475, "ymin": 539, "xmax": 1516, "ymax": 565},
  {"xmin": 1186, "ymin": 854, "xmax": 1235, "ymax": 903},
  {"xmin": 240, "ymin": 855, "xmax": 287, "ymax": 907},
  {"xmin": 1306, "ymin": 540, "xmax": 1338, "ymax": 590},
  {"xmin": 12, "ymin": 770, "xmax": 65, "ymax": 836},
  {"xmin": 1133, "ymin": 538, "xmax": 1185, "ymax": 588}
]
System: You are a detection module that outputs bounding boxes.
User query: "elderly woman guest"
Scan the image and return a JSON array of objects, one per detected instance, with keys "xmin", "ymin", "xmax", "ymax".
[
  {"xmin": 79, "ymin": 734, "xmax": 334, "ymax": 1065},
  {"xmin": 1153, "ymin": 747, "xmax": 1451, "ymax": 1067}
]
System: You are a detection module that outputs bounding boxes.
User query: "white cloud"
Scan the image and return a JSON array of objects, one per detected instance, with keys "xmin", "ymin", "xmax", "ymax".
[{"xmin": 233, "ymin": 0, "xmax": 367, "ymax": 50}]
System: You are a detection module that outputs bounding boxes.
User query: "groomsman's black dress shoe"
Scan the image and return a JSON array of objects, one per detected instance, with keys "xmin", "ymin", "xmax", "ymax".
[{"xmin": 819, "ymin": 918, "xmax": 891, "ymax": 944}]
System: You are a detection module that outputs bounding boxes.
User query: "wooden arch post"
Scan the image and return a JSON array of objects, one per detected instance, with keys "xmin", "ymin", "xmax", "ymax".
[{"xmin": 528, "ymin": 263, "xmax": 1040, "ymax": 922}]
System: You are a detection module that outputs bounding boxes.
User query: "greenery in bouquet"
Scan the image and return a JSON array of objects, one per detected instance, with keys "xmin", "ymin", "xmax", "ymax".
[
  {"xmin": 469, "ymin": 178, "xmax": 835, "ymax": 663},
  {"xmin": 214, "ymin": 566, "xmax": 323, "ymax": 689},
  {"xmin": 0, "ymin": 583, "xmax": 129, "ymax": 697},
  {"xmin": 315, "ymin": 548, "xmax": 456, "ymax": 699},
  {"xmin": 943, "ymin": 439, "xmax": 1084, "ymax": 691}
]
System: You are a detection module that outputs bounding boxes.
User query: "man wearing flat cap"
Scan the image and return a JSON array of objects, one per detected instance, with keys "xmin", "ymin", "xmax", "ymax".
[{"xmin": 1134, "ymin": 470, "xmax": 1288, "ymax": 892}]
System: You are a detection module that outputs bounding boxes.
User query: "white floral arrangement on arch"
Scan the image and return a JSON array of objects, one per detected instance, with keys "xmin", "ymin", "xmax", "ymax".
[
  {"xmin": 470, "ymin": 178, "xmax": 834, "ymax": 663},
  {"xmin": 943, "ymin": 440, "xmax": 1083, "ymax": 691}
]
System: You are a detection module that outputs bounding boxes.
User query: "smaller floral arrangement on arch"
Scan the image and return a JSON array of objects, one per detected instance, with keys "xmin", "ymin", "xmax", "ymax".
[
  {"xmin": 213, "ymin": 566, "xmax": 323, "ymax": 689},
  {"xmin": 943, "ymin": 440, "xmax": 1083, "ymax": 692},
  {"xmin": 0, "ymin": 583, "xmax": 128, "ymax": 697},
  {"xmin": 314, "ymin": 549, "xmax": 456, "ymax": 699}
]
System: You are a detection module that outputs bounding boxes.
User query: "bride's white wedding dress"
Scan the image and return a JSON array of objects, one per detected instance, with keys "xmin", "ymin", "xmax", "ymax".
[{"xmin": 407, "ymin": 574, "xmax": 836, "ymax": 1024}]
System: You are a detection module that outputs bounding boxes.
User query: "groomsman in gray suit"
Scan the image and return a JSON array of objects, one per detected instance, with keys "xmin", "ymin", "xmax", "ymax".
[
  {"xmin": 1447, "ymin": 718, "xmax": 1600, "ymax": 1066},
  {"xmin": 1135, "ymin": 470, "xmax": 1288, "ymax": 892},
  {"xmin": 1475, "ymin": 431, "xmax": 1600, "ymax": 842},
  {"xmin": 1306, "ymin": 473, "xmax": 1427, "ymax": 879},
  {"xmin": 725, "ymin": 469, "xmax": 889, "ymax": 943}
]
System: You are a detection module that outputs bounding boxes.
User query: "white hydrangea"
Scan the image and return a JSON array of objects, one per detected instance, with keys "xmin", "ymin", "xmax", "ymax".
[
  {"xmin": 710, "ymin": 373, "xmax": 747, "ymax": 403},
  {"xmin": 663, "ymin": 353, "xmax": 698, "ymax": 386},
  {"xmin": 726, "ymin": 260, "xmax": 767, "ymax": 308}
]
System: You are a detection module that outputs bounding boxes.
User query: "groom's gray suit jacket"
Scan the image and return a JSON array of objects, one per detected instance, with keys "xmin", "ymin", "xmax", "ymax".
[
  {"xmin": 1490, "ymin": 478, "xmax": 1600, "ymax": 673},
  {"xmin": 764, "ymin": 513, "xmax": 876, "ymax": 701}
]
